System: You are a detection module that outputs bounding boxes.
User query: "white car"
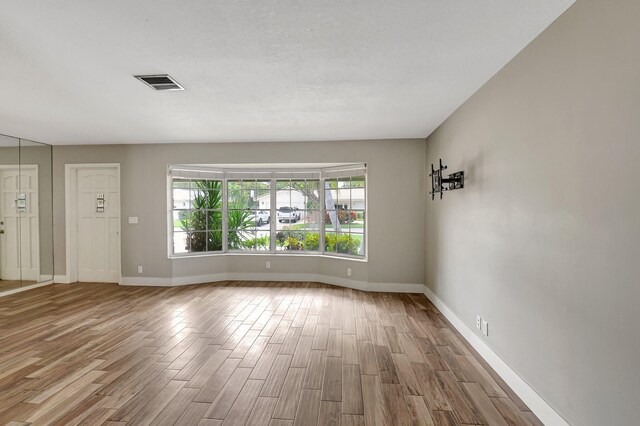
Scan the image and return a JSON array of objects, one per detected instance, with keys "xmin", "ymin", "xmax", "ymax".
[
  {"xmin": 251, "ymin": 210, "xmax": 270, "ymax": 226},
  {"xmin": 277, "ymin": 206, "xmax": 301, "ymax": 223}
]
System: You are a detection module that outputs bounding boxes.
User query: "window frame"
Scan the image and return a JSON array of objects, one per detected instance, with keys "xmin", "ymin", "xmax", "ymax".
[
  {"xmin": 167, "ymin": 164, "xmax": 367, "ymax": 261},
  {"xmin": 170, "ymin": 177, "xmax": 224, "ymax": 255}
]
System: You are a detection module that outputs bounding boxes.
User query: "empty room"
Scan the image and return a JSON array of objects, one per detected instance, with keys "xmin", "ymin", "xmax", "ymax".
[{"xmin": 0, "ymin": 0, "xmax": 638, "ymax": 425}]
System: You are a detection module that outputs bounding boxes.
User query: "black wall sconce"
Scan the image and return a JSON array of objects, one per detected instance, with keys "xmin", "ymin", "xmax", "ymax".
[{"xmin": 429, "ymin": 159, "xmax": 464, "ymax": 200}]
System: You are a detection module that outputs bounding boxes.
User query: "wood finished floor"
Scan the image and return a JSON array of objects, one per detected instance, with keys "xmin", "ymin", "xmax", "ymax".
[
  {"xmin": 0, "ymin": 279, "xmax": 34, "ymax": 292},
  {"xmin": 0, "ymin": 282, "xmax": 541, "ymax": 426}
]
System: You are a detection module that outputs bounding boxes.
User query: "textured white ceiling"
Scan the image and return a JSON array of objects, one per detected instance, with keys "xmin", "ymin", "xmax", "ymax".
[{"xmin": 0, "ymin": 0, "xmax": 574, "ymax": 145}]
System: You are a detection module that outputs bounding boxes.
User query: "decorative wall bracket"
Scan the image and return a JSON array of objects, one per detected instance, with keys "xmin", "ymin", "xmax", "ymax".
[
  {"xmin": 429, "ymin": 159, "xmax": 464, "ymax": 200},
  {"xmin": 96, "ymin": 193, "xmax": 105, "ymax": 213}
]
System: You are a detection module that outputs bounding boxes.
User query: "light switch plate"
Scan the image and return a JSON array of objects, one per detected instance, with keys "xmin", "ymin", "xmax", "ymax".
[{"xmin": 128, "ymin": 216, "xmax": 139, "ymax": 224}]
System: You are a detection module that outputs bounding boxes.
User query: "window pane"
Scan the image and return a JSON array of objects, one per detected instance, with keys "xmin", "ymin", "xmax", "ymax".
[
  {"xmin": 172, "ymin": 178, "xmax": 190, "ymax": 189},
  {"xmin": 307, "ymin": 180, "xmax": 320, "ymax": 191},
  {"xmin": 276, "ymin": 230, "xmax": 288, "ymax": 251},
  {"xmin": 303, "ymin": 232, "xmax": 320, "ymax": 251},
  {"xmin": 306, "ymin": 191, "xmax": 321, "ymax": 210},
  {"xmin": 324, "ymin": 181, "xmax": 338, "ymax": 207},
  {"xmin": 227, "ymin": 180, "xmax": 271, "ymax": 252},
  {"xmin": 276, "ymin": 206, "xmax": 301, "ymax": 226},
  {"xmin": 193, "ymin": 189, "xmax": 222, "ymax": 210},
  {"xmin": 324, "ymin": 210, "xmax": 341, "ymax": 232},
  {"xmin": 296, "ymin": 211, "xmax": 320, "ymax": 231},
  {"xmin": 240, "ymin": 231, "xmax": 257, "ymax": 251},
  {"xmin": 276, "ymin": 188, "xmax": 291, "ymax": 206},
  {"xmin": 255, "ymin": 227, "xmax": 271, "ymax": 250},
  {"xmin": 228, "ymin": 209, "xmax": 254, "ymax": 230},
  {"xmin": 227, "ymin": 180, "xmax": 244, "ymax": 205},
  {"xmin": 336, "ymin": 187, "xmax": 350, "ymax": 206},
  {"xmin": 172, "ymin": 187, "xmax": 191, "ymax": 209},
  {"xmin": 336, "ymin": 233, "xmax": 359, "ymax": 255},
  {"xmin": 276, "ymin": 180, "xmax": 290, "ymax": 190},
  {"xmin": 290, "ymin": 191, "xmax": 306, "ymax": 210},
  {"xmin": 284, "ymin": 231, "xmax": 304, "ymax": 251},
  {"xmin": 346, "ymin": 220, "xmax": 365, "ymax": 234},
  {"xmin": 207, "ymin": 230, "xmax": 223, "ymax": 251},
  {"xmin": 251, "ymin": 209, "xmax": 271, "ymax": 228},
  {"xmin": 187, "ymin": 231, "xmax": 208, "ymax": 253},
  {"xmin": 173, "ymin": 232, "xmax": 189, "ymax": 253},
  {"xmin": 255, "ymin": 189, "xmax": 270, "ymax": 210},
  {"xmin": 349, "ymin": 234, "xmax": 365, "ymax": 256},
  {"xmin": 173, "ymin": 211, "xmax": 188, "ymax": 231},
  {"xmin": 206, "ymin": 210, "xmax": 223, "ymax": 231},
  {"xmin": 183, "ymin": 210, "xmax": 206, "ymax": 232},
  {"xmin": 351, "ymin": 176, "xmax": 365, "ymax": 188},
  {"xmin": 325, "ymin": 232, "xmax": 337, "ymax": 253},
  {"xmin": 350, "ymin": 187, "xmax": 365, "ymax": 209},
  {"xmin": 228, "ymin": 229, "xmax": 254, "ymax": 250}
]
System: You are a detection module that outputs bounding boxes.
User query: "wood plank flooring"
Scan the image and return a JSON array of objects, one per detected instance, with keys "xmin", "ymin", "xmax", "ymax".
[
  {"xmin": 0, "ymin": 279, "xmax": 33, "ymax": 292},
  {"xmin": 0, "ymin": 282, "xmax": 541, "ymax": 425}
]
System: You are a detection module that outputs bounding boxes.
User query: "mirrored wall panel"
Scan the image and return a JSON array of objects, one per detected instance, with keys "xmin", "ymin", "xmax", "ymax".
[{"xmin": 0, "ymin": 134, "xmax": 53, "ymax": 294}]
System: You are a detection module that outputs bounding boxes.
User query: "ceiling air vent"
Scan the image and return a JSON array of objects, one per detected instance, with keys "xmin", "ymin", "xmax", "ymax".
[{"xmin": 134, "ymin": 74, "xmax": 185, "ymax": 91}]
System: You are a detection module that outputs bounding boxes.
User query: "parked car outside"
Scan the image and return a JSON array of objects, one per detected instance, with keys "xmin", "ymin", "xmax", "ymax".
[
  {"xmin": 251, "ymin": 210, "xmax": 270, "ymax": 226},
  {"xmin": 277, "ymin": 206, "xmax": 301, "ymax": 223}
]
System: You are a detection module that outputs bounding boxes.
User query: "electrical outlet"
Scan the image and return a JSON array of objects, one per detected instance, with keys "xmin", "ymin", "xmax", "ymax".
[
  {"xmin": 266, "ymin": 261, "xmax": 271, "ymax": 269},
  {"xmin": 476, "ymin": 315, "xmax": 481, "ymax": 330},
  {"xmin": 347, "ymin": 268, "xmax": 352, "ymax": 277},
  {"xmin": 137, "ymin": 266, "xmax": 143, "ymax": 274},
  {"xmin": 481, "ymin": 320, "xmax": 489, "ymax": 336}
]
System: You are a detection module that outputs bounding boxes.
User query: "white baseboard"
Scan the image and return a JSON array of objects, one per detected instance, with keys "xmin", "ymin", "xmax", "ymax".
[
  {"xmin": 120, "ymin": 273, "xmax": 424, "ymax": 293},
  {"xmin": 422, "ymin": 285, "xmax": 569, "ymax": 426},
  {"xmin": 54, "ymin": 275, "xmax": 72, "ymax": 284},
  {"xmin": 0, "ymin": 280, "xmax": 54, "ymax": 298}
]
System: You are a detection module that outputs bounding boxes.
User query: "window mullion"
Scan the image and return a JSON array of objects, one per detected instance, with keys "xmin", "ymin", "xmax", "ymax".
[
  {"xmin": 270, "ymin": 178, "xmax": 276, "ymax": 252},
  {"xmin": 222, "ymin": 178, "xmax": 228, "ymax": 252},
  {"xmin": 320, "ymin": 177, "xmax": 325, "ymax": 255}
]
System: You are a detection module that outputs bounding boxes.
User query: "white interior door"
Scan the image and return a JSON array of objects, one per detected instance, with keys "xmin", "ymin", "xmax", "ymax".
[
  {"xmin": 0, "ymin": 168, "xmax": 21, "ymax": 280},
  {"xmin": 76, "ymin": 167, "xmax": 120, "ymax": 283},
  {"xmin": 19, "ymin": 167, "xmax": 39, "ymax": 282}
]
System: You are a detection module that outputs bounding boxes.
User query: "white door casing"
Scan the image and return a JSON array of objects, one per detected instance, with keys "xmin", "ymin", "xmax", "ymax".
[
  {"xmin": 0, "ymin": 166, "xmax": 39, "ymax": 281},
  {"xmin": 65, "ymin": 164, "xmax": 121, "ymax": 283}
]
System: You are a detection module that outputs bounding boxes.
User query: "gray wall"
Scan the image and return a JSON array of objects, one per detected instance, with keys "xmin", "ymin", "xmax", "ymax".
[
  {"xmin": 53, "ymin": 139, "xmax": 426, "ymax": 285},
  {"xmin": 425, "ymin": 0, "xmax": 640, "ymax": 424}
]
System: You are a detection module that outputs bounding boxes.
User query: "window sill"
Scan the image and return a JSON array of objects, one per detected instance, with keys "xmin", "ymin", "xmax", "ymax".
[{"xmin": 168, "ymin": 251, "xmax": 368, "ymax": 263}]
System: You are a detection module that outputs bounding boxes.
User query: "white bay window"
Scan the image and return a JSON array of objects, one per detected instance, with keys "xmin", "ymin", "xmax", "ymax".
[{"xmin": 168, "ymin": 164, "xmax": 366, "ymax": 259}]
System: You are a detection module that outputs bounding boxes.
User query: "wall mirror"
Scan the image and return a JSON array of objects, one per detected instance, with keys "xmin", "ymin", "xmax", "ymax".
[{"xmin": 0, "ymin": 134, "xmax": 53, "ymax": 294}]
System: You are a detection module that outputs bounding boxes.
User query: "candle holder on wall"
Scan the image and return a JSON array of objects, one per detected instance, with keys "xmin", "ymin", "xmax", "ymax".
[{"xmin": 429, "ymin": 159, "xmax": 464, "ymax": 200}]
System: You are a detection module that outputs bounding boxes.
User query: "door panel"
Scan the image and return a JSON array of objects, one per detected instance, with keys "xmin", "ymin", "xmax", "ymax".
[
  {"xmin": 76, "ymin": 168, "xmax": 120, "ymax": 283},
  {"xmin": 0, "ymin": 170, "xmax": 21, "ymax": 280},
  {"xmin": 19, "ymin": 168, "xmax": 39, "ymax": 282}
]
